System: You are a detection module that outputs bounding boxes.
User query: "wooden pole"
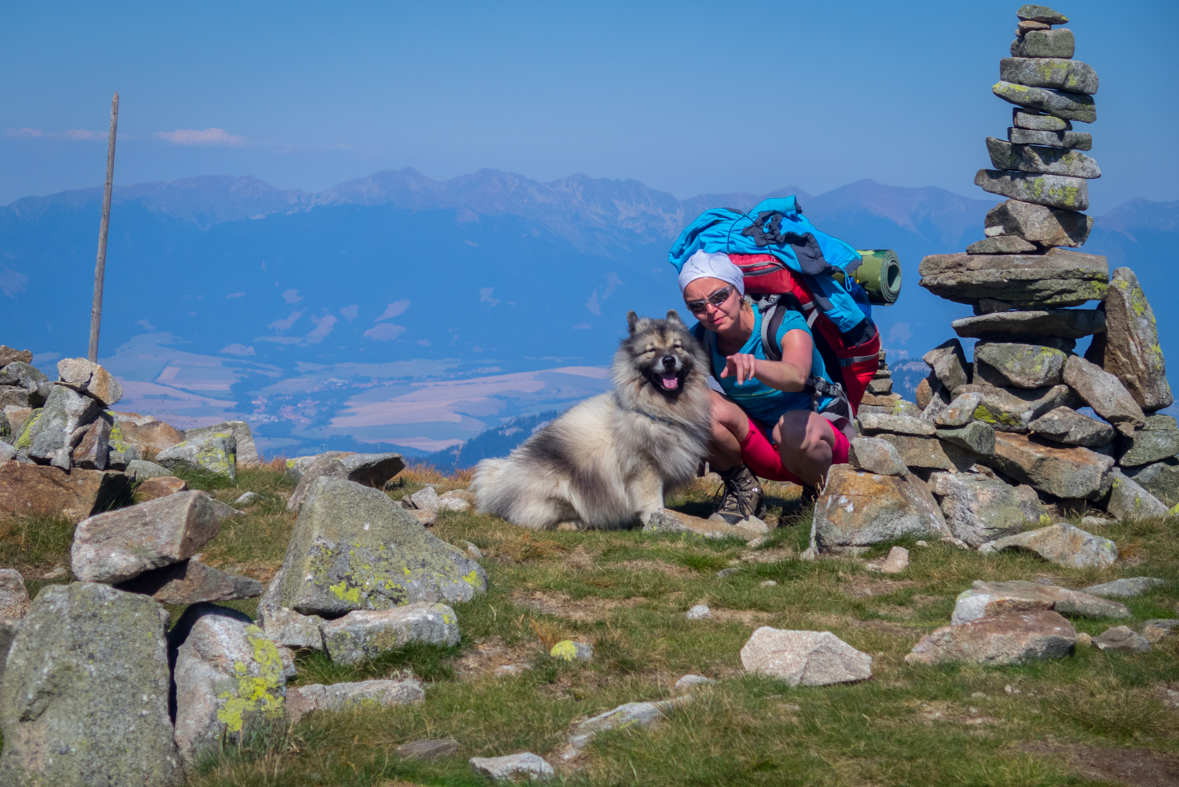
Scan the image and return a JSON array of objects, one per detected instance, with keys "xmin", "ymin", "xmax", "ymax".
[{"xmin": 88, "ymin": 92, "xmax": 119, "ymax": 363}]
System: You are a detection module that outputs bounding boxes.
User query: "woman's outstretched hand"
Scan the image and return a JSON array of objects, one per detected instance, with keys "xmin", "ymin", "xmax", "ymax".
[{"xmin": 720, "ymin": 353, "xmax": 758, "ymax": 385}]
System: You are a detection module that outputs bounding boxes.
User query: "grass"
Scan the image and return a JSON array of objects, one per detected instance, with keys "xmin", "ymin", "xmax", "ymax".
[{"xmin": 2, "ymin": 463, "xmax": 1177, "ymax": 786}]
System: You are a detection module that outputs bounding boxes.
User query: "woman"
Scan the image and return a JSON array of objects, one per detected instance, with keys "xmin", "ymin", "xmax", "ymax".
[{"xmin": 678, "ymin": 250, "xmax": 854, "ymax": 524}]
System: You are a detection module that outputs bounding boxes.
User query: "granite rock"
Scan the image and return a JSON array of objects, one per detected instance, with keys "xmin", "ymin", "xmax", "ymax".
[
  {"xmin": 1014, "ymin": 109, "xmax": 1071, "ymax": 131},
  {"xmin": 988, "ymin": 431, "xmax": 1114, "ymax": 499},
  {"xmin": 287, "ymin": 679, "xmax": 424, "ymax": 724},
  {"xmin": 469, "ymin": 753, "xmax": 554, "ymax": 782},
  {"xmin": 954, "ymin": 383, "xmax": 1074, "ymax": 433},
  {"xmin": 975, "ymin": 169, "xmax": 1089, "ymax": 211},
  {"xmin": 1093, "ymin": 625, "xmax": 1151, "ymax": 653},
  {"xmin": 1000, "ymin": 57, "xmax": 1098, "ymax": 95},
  {"xmin": 858, "ymin": 413, "xmax": 936, "ymax": 437},
  {"xmin": 740, "ymin": 627, "xmax": 871, "ymax": 686},
  {"xmin": 928, "ymin": 472, "xmax": 1045, "ymax": 547},
  {"xmin": 0, "ymin": 569, "xmax": 30, "ymax": 620},
  {"xmin": 1104, "ymin": 470, "xmax": 1170, "ymax": 521},
  {"xmin": 1016, "ymin": 5, "xmax": 1069, "ymax": 24},
  {"xmin": 321, "ymin": 603, "xmax": 460, "ymax": 665},
  {"xmin": 952, "ymin": 580, "xmax": 1129, "ymax": 624},
  {"xmin": 965, "ymin": 236, "xmax": 1038, "ymax": 254},
  {"xmin": 986, "ymin": 138, "xmax": 1100, "ymax": 178},
  {"xmin": 979, "ymin": 523, "xmax": 1118, "ymax": 569},
  {"xmin": 25, "ymin": 385, "xmax": 103, "ymax": 468},
  {"xmin": 1087, "ymin": 267, "xmax": 1173, "ymax": 411},
  {"xmin": 286, "ymin": 455, "xmax": 348, "ymax": 513},
  {"xmin": 983, "ymin": 199, "xmax": 1093, "ymax": 248},
  {"xmin": 923, "ymin": 339, "xmax": 971, "ymax": 392},
  {"xmin": 1117, "ymin": 415, "xmax": 1179, "ymax": 467},
  {"xmin": 1029, "ymin": 406, "xmax": 1115, "ymax": 447},
  {"xmin": 935, "ymin": 393, "xmax": 983, "ymax": 427},
  {"xmin": 184, "ymin": 421, "xmax": 259, "ymax": 468},
  {"xmin": 1063, "ymin": 355, "xmax": 1146, "ymax": 434},
  {"xmin": 975, "ymin": 342, "xmax": 1067, "ymax": 389},
  {"xmin": 135, "ymin": 475, "xmax": 189, "ymax": 501},
  {"xmin": 1009, "ymin": 127, "xmax": 1092, "ymax": 150},
  {"xmin": 876, "ymin": 433, "xmax": 961, "ymax": 471},
  {"xmin": 937, "ymin": 421, "xmax": 997, "ymax": 456},
  {"xmin": 69, "ymin": 417, "xmax": 111, "ymax": 470},
  {"xmin": 1010, "ymin": 28, "xmax": 1075, "ymax": 59},
  {"xmin": 919, "ymin": 247, "xmax": 1107, "ymax": 308},
  {"xmin": 396, "ymin": 737, "xmax": 459, "ymax": 762},
  {"xmin": 56, "ymin": 358, "xmax": 123, "ymax": 406},
  {"xmin": 905, "ymin": 610, "xmax": 1075, "ymax": 666},
  {"xmin": 0, "ymin": 362, "xmax": 48, "ymax": 392},
  {"xmin": 1124, "ymin": 459, "xmax": 1179, "ymax": 506},
  {"xmin": 0, "ymin": 463, "xmax": 130, "ymax": 522},
  {"xmin": 814, "ymin": 464, "xmax": 950, "ymax": 549},
  {"xmin": 565, "ymin": 696, "xmax": 691, "ymax": 757},
  {"xmin": 157, "ymin": 432, "xmax": 237, "ymax": 482},
  {"xmin": 115, "ymin": 558, "xmax": 263, "ymax": 604},
  {"xmin": 1082, "ymin": 577, "xmax": 1165, "ymax": 598},
  {"xmin": 0, "ymin": 347, "xmax": 34, "ymax": 366},
  {"xmin": 848, "ymin": 437, "xmax": 909, "ymax": 476}
]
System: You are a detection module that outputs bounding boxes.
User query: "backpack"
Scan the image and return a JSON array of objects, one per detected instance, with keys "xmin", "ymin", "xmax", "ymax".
[{"xmin": 670, "ymin": 198, "xmax": 882, "ymax": 415}]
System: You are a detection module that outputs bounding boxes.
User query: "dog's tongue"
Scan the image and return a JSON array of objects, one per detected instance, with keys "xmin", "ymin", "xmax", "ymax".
[{"xmin": 661, "ymin": 375, "xmax": 679, "ymax": 390}]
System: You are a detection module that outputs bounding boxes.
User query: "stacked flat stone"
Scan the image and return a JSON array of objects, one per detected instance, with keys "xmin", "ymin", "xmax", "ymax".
[
  {"xmin": 834, "ymin": 6, "xmax": 1178, "ymax": 543},
  {"xmin": 860, "ymin": 350, "xmax": 902, "ymax": 410}
]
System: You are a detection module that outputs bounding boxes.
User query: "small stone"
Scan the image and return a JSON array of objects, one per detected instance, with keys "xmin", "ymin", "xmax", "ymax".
[
  {"xmin": 955, "ymin": 383, "xmax": 1074, "ymax": 433},
  {"xmin": 1029, "ymin": 407, "xmax": 1115, "ymax": 447},
  {"xmin": 937, "ymin": 421, "xmax": 996, "ymax": 456},
  {"xmin": 1076, "ymin": 632, "xmax": 1092, "ymax": 647},
  {"xmin": 115, "ymin": 558, "xmax": 263, "ymax": 604},
  {"xmin": 892, "ymin": 399, "xmax": 923, "ymax": 418},
  {"xmin": 644, "ymin": 508, "xmax": 767, "ymax": 542},
  {"xmin": 953, "ymin": 579, "xmax": 1129, "ymax": 624},
  {"xmin": 740, "ymin": 627, "xmax": 872, "ymax": 686},
  {"xmin": 860, "ymin": 392, "xmax": 901, "ymax": 408},
  {"xmin": 983, "ymin": 200, "xmax": 1093, "ymax": 248},
  {"xmin": 1001, "ymin": 58, "xmax": 1098, "ymax": 95},
  {"xmin": 975, "ymin": 169, "xmax": 1089, "ymax": 211},
  {"xmin": 56, "ymin": 358, "xmax": 124, "ymax": 406},
  {"xmin": 24, "ymin": 385, "xmax": 103, "ymax": 468},
  {"xmin": 156, "ymin": 432, "xmax": 237, "ymax": 481},
  {"xmin": 923, "ymin": 339, "xmax": 971, "ymax": 392},
  {"xmin": 1082, "ymin": 577, "xmax": 1165, "ymax": 598},
  {"xmin": 1124, "ymin": 459, "xmax": 1179, "ymax": 506},
  {"xmin": 1118, "ymin": 415, "xmax": 1179, "ymax": 467},
  {"xmin": 0, "ymin": 569, "xmax": 30, "ymax": 619},
  {"xmin": 565, "ymin": 696, "xmax": 689, "ymax": 756},
  {"xmin": 234, "ymin": 491, "xmax": 258, "ymax": 506},
  {"xmin": 928, "ymin": 473, "xmax": 1044, "ymax": 547},
  {"xmin": 1009, "ymin": 127, "xmax": 1092, "ymax": 150},
  {"xmin": 716, "ymin": 567, "xmax": 738, "ymax": 578},
  {"xmin": 1093, "ymin": 625, "xmax": 1151, "ymax": 653},
  {"xmin": 0, "ymin": 362, "xmax": 48, "ymax": 392},
  {"xmin": 685, "ymin": 604, "xmax": 713, "ymax": 620},
  {"xmin": 1017, "ymin": 20, "xmax": 1050, "ymax": 34},
  {"xmin": 1010, "ymin": 28, "xmax": 1075, "ymax": 59},
  {"xmin": 466, "ymin": 541, "xmax": 484, "ymax": 559},
  {"xmin": 871, "ymin": 546, "xmax": 909, "ymax": 574},
  {"xmin": 975, "ymin": 343, "xmax": 1067, "ymax": 389},
  {"xmin": 1105, "ymin": 470, "xmax": 1170, "ymax": 521},
  {"xmin": 979, "ymin": 523, "xmax": 1118, "ymax": 569},
  {"xmin": 760, "ymin": 580, "xmax": 778, "ymax": 587},
  {"xmin": 876, "ymin": 433, "xmax": 960, "ymax": 471},
  {"xmin": 1088, "ymin": 268, "xmax": 1173, "ymax": 412},
  {"xmin": 1013, "ymin": 109, "xmax": 1071, "ymax": 131},
  {"xmin": 135, "ymin": 475, "xmax": 188, "ymax": 501},
  {"xmin": 1064, "ymin": 355, "xmax": 1146, "ymax": 434},
  {"xmin": 256, "ymin": 579, "xmax": 325, "ymax": 651},
  {"xmin": 126, "ymin": 459, "xmax": 171, "ymax": 480},
  {"xmin": 858, "ymin": 413, "xmax": 937, "ymax": 437},
  {"xmin": 675, "ymin": 674, "xmax": 716, "ymax": 691},
  {"xmin": 396, "ymin": 737, "xmax": 458, "ymax": 762},
  {"xmin": 919, "ymin": 248, "xmax": 1107, "ymax": 308},
  {"xmin": 814, "ymin": 465, "xmax": 950, "ymax": 549},
  {"xmin": 1016, "ymin": 5, "xmax": 1069, "ymax": 24},
  {"xmin": 70, "ymin": 416, "xmax": 111, "ymax": 470},
  {"xmin": 550, "ymin": 640, "xmax": 594, "ymax": 661},
  {"xmin": 1141, "ymin": 619, "xmax": 1179, "ymax": 643},
  {"xmin": 286, "ymin": 679, "xmax": 424, "ymax": 725},
  {"xmin": 1080, "ymin": 515, "xmax": 1110, "ymax": 528},
  {"xmin": 848, "ymin": 437, "xmax": 909, "ymax": 476},
  {"xmin": 905, "ymin": 610, "xmax": 1076, "ymax": 666},
  {"xmin": 966, "ymin": 236, "xmax": 1038, "ymax": 254},
  {"xmin": 320, "ymin": 603, "xmax": 460, "ymax": 665},
  {"xmin": 470, "ymin": 753, "xmax": 554, "ymax": 781},
  {"xmin": 70, "ymin": 491, "xmax": 222, "ymax": 583}
]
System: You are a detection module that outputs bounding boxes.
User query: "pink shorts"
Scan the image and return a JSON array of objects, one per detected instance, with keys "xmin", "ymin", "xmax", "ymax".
[{"xmin": 738, "ymin": 415, "xmax": 850, "ymax": 485}]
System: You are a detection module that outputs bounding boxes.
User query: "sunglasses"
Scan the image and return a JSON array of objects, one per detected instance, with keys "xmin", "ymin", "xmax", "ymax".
[{"xmin": 685, "ymin": 284, "xmax": 735, "ymax": 314}]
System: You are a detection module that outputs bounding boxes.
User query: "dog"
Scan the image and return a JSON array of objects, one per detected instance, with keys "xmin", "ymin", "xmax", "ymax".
[{"xmin": 472, "ymin": 310, "xmax": 712, "ymax": 530}]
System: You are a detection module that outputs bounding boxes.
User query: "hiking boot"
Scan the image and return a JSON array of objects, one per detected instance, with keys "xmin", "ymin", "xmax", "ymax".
[{"xmin": 710, "ymin": 464, "xmax": 766, "ymax": 526}]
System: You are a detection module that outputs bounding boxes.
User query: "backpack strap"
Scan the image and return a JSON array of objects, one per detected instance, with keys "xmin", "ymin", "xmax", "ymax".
[{"xmin": 755, "ymin": 297, "xmax": 848, "ymax": 417}]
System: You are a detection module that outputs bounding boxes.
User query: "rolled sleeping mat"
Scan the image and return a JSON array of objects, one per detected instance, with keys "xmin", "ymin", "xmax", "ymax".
[{"xmin": 850, "ymin": 249, "xmax": 903, "ymax": 305}]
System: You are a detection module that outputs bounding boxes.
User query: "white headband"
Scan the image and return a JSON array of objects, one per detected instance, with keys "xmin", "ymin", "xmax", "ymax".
[{"xmin": 677, "ymin": 250, "xmax": 744, "ymax": 297}]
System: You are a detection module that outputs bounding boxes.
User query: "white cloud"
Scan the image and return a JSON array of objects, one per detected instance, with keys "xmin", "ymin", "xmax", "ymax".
[
  {"xmin": 60, "ymin": 129, "xmax": 104, "ymax": 140},
  {"xmin": 340, "ymin": 305, "xmax": 358, "ymax": 322},
  {"xmin": 415, "ymin": 339, "xmax": 431, "ymax": 346},
  {"xmin": 306, "ymin": 314, "xmax": 337, "ymax": 344},
  {"xmin": 220, "ymin": 344, "xmax": 256, "ymax": 356},
  {"xmin": 0, "ymin": 266, "xmax": 29, "ymax": 298},
  {"xmin": 479, "ymin": 287, "xmax": 501, "ymax": 307},
  {"xmin": 887, "ymin": 322, "xmax": 912, "ymax": 346},
  {"xmin": 6, "ymin": 128, "xmax": 42, "ymax": 138},
  {"xmin": 6, "ymin": 128, "xmax": 103, "ymax": 141},
  {"xmin": 375, "ymin": 300, "xmax": 410, "ymax": 321},
  {"xmin": 135, "ymin": 318, "xmax": 157, "ymax": 331},
  {"xmin": 155, "ymin": 128, "xmax": 245, "ymax": 146},
  {"xmin": 364, "ymin": 323, "xmax": 406, "ymax": 342},
  {"xmin": 573, "ymin": 322, "xmax": 591, "ymax": 330},
  {"xmin": 226, "ymin": 291, "xmax": 246, "ymax": 299},
  {"xmin": 281, "ymin": 289, "xmax": 302, "ymax": 304},
  {"xmin": 586, "ymin": 273, "xmax": 622, "ymax": 316},
  {"xmin": 268, "ymin": 310, "xmax": 305, "ymax": 331}
]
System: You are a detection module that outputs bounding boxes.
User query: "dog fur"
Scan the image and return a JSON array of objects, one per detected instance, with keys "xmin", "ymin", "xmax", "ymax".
[{"xmin": 472, "ymin": 310, "xmax": 712, "ymax": 530}]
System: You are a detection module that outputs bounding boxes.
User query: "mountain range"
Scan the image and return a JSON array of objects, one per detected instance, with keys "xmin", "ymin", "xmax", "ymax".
[{"xmin": 2, "ymin": 168, "xmax": 1176, "ymax": 459}]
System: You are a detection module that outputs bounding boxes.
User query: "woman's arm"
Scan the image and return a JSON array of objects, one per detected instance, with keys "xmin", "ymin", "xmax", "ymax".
[{"xmin": 720, "ymin": 328, "xmax": 814, "ymax": 392}]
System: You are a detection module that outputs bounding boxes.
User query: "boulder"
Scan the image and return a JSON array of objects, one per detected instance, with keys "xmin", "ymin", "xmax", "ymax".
[
  {"xmin": 0, "ymin": 362, "xmax": 48, "ymax": 392},
  {"xmin": 172, "ymin": 605, "xmax": 288, "ymax": 767},
  {"xmin": 974, "ymin": 343, "xmax": 1066, "ymax": 389},
  {"xmin": 923, "ymin": 339, "xmax": 971, "ymax": 392},
  {"xmin": 125, "ymin": 458, "xmax": 171, "ymax": 480},
  {"xmin": 1093, "ymin": 626, "xmax": 1151, "ymax": 653},
  {"xmin": 1029, "ymin": 406, "xmax": 1115, "ymax": 447},
  {"xmin": 976, "ymin": 169, "xmax": 1089, "ymax": 211},
  {"xmin": 337, "ymin": 452, "xmax": 405, "ymax": 487},
  {"xmin": 991, "ymin": 81, "xmax": 1095, "ymax": 123},
  {"xmin": 320, "ymin": 603, "xmax": 460, "ymax": 665},
  {"xmin": 0, "ymin": 441, "xmax": 14, "ymax": 462},
  {"xmin": 740, "ymin": 627, "xmax": 871, "ymax": 686},
  {"xmin": 255, "ymin": 576, "xmax": 326, "ymax": 651},
  {"xmin": 115, "ymin": 558, "xmax": 262, "ymax": 604},
  {"xmin": 986, "ymin": 139, "xmax": 1101, "ymax": 179},
  {"xmin": 184, "ymin": 421, "xmax": 260, "ymax": 468},
  {"xmin": 135, "ymin": 475, "xmax": 189, "ymax": 501},
  {"xmin": 979, "ymin": 523, "xmax": 1118, "ymax": 569},
  {"xmin": 70, "ymin": 490, "xmax": 222, "ymax": 583},
  {"xmin": 1016, "ymin": 5, "xmax": 1069, "ymax": 24},
  {"xmin": 953, "ymin": 309, "xmax": 1104, "ymax": 341},
  {"xmin": 1000, "ymin": 57, "xmax": 1098, "ymax": 94},
  {"xmin": 565, "ymin": 696, "xmax": 689, "ymax": 756},
  {"xmin": 928, "ymin": 472, "xmax": 1045, "ymax": 547},
  {"xmin": 952, "ymin": 580, "xmax": 1130, "ymax": 624},
  {"xmin": 848, "ymin": 437, "xmax": 908, "ymax": 476},
  {"xmin": 0, "ymin": 583, "xmax": 182, "ymax": 786},
  {"xmin": 113, "ymin": 416, "xmax": 185, "ymax": 452},
  {"xmin": 286, "ymin": 455, "xmax": 348, "ymax": 512},
  {"xmin": 955, "ymin": 383, "xmax": 1073, "ymax": 433},
  {"xmin": 275, "ymin": 477, "xmax": 486, "ymax": 617},
  {"xmin": 1104, "ymin": 471, "xmax": 1170, "ymax": 521},
  {"xmin": 918, "ymin": 248, "xmax": 1107, "ymax": 308},
  {"xmin": 814, "ymin": 465, "xmax": 950, "ymax": 549},
  {"xmin": 1082, "ymin": 577, "xmax": 1165, "ymax": 599},
  {"xmin": 876, "ymin": 433, "xmax": 960, "ymax": 471},
  {"xmin": 1124, "ymin": 459, "xmax": 1179, "ymax": 506},
  {"xmin": 935, "ymin": 393, "xmax": 982, "ymax": 427},
  {"xmin": 0, "ymin": 569, "xmax": 30, "ymax": 619},
  {"xmin": 642, "ymin": 507, "xmax": 767, "ymax": 541},
  {"xmin": 1009, "ymin": 127, "xmax": 1092, "ymax": 150},
  {"xmin": 396, "ymin": 737, "xmax": 460, "ymax": 762},
  {"xmin": 156, "ymin": 432, "xmax": 237, "ymax": 481},
  {"xmin": 286, "ymin": 679, "xmax": 424, "ymax": 724},
  {"xmin": 23, "ymin": 385, "xmax": 103, "ymax": 469},
  {"xmin": 858, "ymin": 413, "xmax": 936, "ymax": 437},
  {"xmin": 1063, "ymin": 355, "xmax": 1146, "ymax": 435},
  {"xmin": 0, "ymin": 346, "xmax": 33, "ymax": 366},
  {"xmin": 55, "ymin": 358, "xmax": 123, "ymax": 406},
  {"xmin": 937, "ymin": 421, "xmax": 996, "ymax": 456},
  {"xmin": 469, "ymin": 753, "xmax": 554, "ymax": 782},
  {"xmin": 987, "ymin": 432, "xmax": 1114, "ymax": 499},
  {"xmin": 1010, "ymin": 28, "xmax": 1075, "ymax": 58},
  {"xmin": 905, "ymin": 610, "xmax": 1076, "ymax": 666},
  {"xmin": 70, "ymin": 416, "xmax": 111, "ymax": 470},
  {"xmin": 966, "ymin": 236, "xmax": 1038, "ymax": 254},
  {"xmin": 0, "ymin": 463, "xmax": 130, "ymax": 522},
  {"xmin": 1117, "ymin": 415, "xmax": 1179, "ymax": 467},
  {"xmin": 1086, "ymin": 268, "xmax": 1172, "ymax": 411},
  {"xmin": 285, "ymin": 452, "xmax": 350, "ymax": 479},
  {"xmin": 0, "ymin": 387, "xmax": 29, "ymax": 408}
]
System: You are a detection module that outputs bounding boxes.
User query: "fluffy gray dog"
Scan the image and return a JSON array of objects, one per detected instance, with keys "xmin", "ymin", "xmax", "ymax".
[{"xmin": 472, "ymin": 310, "xmax": 712, "ymax": 530}]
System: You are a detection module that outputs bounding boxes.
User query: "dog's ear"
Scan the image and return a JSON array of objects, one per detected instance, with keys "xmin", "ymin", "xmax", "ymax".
[
  {"xmin": 627, "ymin": 311, "xmax": 639, "ymax": 334},
  {"xmin": 666, "ymin": 309, "xmax": 683, "ymax": 325}
]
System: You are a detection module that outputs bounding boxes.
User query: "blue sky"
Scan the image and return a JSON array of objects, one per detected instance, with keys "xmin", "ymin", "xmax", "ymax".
[{"xmin": 3, "ymin": 0, "xmax": 1176, "ymax": 211}]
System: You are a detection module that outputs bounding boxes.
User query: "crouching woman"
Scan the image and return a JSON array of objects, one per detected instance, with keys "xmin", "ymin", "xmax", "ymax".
[{"xmin": 678, "ymin": 251, "xmax": 855, "ymax": 524}]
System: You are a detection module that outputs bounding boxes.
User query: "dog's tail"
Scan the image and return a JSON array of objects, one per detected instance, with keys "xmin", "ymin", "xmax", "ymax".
[{"xmin": 471, "ymin": 457, "xmax": 510, "ymax": 516}]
